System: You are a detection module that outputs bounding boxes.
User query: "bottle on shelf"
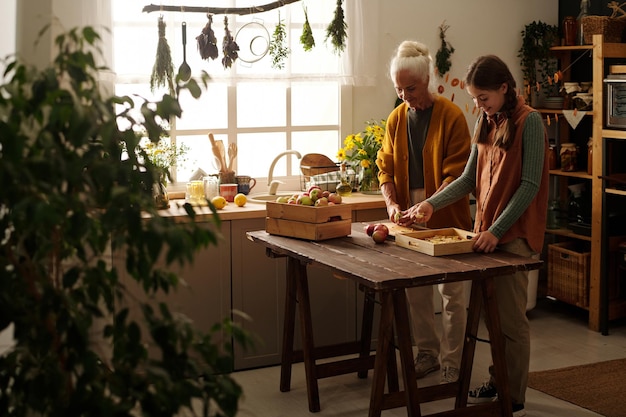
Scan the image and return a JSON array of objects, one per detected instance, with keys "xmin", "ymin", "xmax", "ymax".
[
  {"xmin": 567, "ymin": 183, "xmax": 585, "ymax": 225},
  {"xmin": 577, "ymin": 0, "xmax": 590, "ymax": 45}
]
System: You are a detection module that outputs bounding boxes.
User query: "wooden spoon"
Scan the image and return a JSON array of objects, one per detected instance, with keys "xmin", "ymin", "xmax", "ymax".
[
  {"xmin": 227, "ymin": 143, "xmax": 237, "ymax": 172},
  {"xmin": 299, "ymin": 153, "xmax": 338, "ymax": 178}
]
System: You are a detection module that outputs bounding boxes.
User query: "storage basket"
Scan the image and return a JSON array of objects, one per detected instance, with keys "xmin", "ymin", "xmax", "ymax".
[
  {"xmin": 547, "ymin": 241, "xmax": 591, "ymax": 308},
  {"xmin": 582, "ymin": 16, "xmax": 626, "ymax": 44}
]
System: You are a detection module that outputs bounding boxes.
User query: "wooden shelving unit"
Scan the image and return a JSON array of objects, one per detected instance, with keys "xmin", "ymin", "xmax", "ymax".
[{"xmin": 543, "ymin": 35, "xmax": 626, "ymax": 332}]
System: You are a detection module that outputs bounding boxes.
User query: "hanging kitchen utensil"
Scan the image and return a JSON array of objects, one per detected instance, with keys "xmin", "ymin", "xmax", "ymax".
[
  {"xmin": 150, "ymin": 15, "xmax": 175, "ymax": 94},
  {"xmin": 300, "ymin": 153, "xmax": 339, "ymax": 177},
  {"xmin": 178, "ymin": 22, "xmax": 192, "ymax": 81},
  {"xmin": 196, "ymin": 14, "xmax": 219, "ymax": 60}
]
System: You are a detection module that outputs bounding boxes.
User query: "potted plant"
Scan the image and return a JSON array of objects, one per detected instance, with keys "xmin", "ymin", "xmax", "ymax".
[
  {"xmin": 0, "ymin": 27, "xmax": 251, "ymax": 416},
  {"xmin": 518, "ymin": 21, "xmax": 560, "ymax": 104}
]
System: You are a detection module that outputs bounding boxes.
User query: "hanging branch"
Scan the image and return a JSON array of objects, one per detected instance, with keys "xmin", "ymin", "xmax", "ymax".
[
  {"xmin": 196, "ymin": 14, "xmax": 219, "ymax": 60},
  {"xmin": 221, "ymin": 16, "xmax": 239, "ymax": 69},
  {"xmin": 143, "ymin": 0, "xmax": 301, "ymax": 15},
  {"xmin": 300, "ymin": 5, "xmax": 315, "ymax": 51},
  {"xmin": 435, "ymin": 21, "xmax": 454, "ymax": 76},
  {"xmin": 150, "ymin": 15, "xmax": 175, "ymax": 94},
  {"xmin": 325, "ymin": 0, "xmax": 347, "ymax": 55},
  {"xmin": 269, "ymin": 11, "xmax": 290, "ymax": 69}
]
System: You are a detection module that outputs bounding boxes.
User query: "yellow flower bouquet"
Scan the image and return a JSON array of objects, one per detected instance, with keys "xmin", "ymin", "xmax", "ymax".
[{"xmin": 337, "ymin": 119, "xmax": 386, "ymax": 192}]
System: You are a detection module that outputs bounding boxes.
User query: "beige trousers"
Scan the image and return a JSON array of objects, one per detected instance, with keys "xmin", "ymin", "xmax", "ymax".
[
  {"xmin": 406, "ymin": 282, "xmax": 467, "ymax": 369},
  {"xmin": 487, "ymin": 238, "xmax": 533, "ymax": 405},
  {"xmin": 406, "ymin": 187, "xmax": 467, "ymax": 369}
]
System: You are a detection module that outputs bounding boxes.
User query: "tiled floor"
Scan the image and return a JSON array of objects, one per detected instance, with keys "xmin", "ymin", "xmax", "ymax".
[{"xmin": 232, "ymin": 298, "xmax": 626, "ymax": 417}]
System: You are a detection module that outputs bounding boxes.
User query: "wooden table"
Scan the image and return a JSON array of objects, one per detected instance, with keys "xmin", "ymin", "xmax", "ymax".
[{"xmin": 247, "ymin": 224, "xmax": 542, "ymax": 417}]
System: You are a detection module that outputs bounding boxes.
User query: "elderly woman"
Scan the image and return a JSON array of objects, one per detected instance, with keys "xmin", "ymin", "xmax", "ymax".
[{"xmin": 376, "ymin": 40, "xmax": 472, "ymax": 383}]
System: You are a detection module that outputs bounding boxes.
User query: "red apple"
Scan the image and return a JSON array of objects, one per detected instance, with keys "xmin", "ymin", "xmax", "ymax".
[
  {"xmin": 307, "ymin": 185, "xmax": 322, "ymax": 194},
  {"xmin": 371, "ymin": 224, "xmax": 389, "ymax": 243},
  {"xmin": 364, "ymin": 223, "xmax": 377, "ymax": 236},
  {"xmin": 315, "ymin": 197, "xmax": 329, "ymax": 206},
  {"xmin": 328, "ymin": 192, "xmax": 342, "ymax": 204},
  {"xmin": 322, "ymin": 190, "xmax": 330, "ymax": 198}
]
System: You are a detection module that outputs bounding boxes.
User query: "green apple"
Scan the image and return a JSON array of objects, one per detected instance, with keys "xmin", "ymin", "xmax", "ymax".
[
  {"xmin": 309, "ymin": 188, "xmax": 321, "ymax": 201},
  {"xmin": 297, "ymin": 195, "xmax": 313, "ymax": 206}
]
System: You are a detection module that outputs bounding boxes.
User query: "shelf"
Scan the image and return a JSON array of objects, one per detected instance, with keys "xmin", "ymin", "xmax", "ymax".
[
  {"xmin": 602, "ymin": 129, "xmax": 626, "ymax": 140},
  {"xmin": 538, "ymin": 108, "xmax": 593, "ymax": 116},
  {"xmin": 549, "ymin": 169, "xmax": 592, "ymax": 179},
  {"xmin": 550, "ymin": 44, "xmax": 594, "ymax": 52},
  {"xmin": 545, "ymin": 227, "xmax": 592, "ymax": 241},
  {"xmin": 607, "ymin": 188, "xmax": 626, "ymax": 196}
]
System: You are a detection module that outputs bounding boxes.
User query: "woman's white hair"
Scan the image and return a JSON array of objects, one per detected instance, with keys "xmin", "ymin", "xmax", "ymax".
[{"xmin": 389, "ymin": 40, "xmax": 438, "ymax": 94}]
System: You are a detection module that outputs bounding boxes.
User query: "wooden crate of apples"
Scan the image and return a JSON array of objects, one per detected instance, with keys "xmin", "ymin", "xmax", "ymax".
[{"xmin": 265, "ymin": 185, "xmax": 352, "ymax": 241}]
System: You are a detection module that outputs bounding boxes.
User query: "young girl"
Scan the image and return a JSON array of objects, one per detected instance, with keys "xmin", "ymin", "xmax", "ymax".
[{"xmin": 414, "ymin": 55, "xmax": 549, "ymax": 417}]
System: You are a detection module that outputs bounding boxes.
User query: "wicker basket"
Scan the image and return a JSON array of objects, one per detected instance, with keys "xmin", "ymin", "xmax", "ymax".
[
  {"xmin": 547, "ymin": 241, "xmax": 591, "ymax": 308},
  {"xmin": 582, "ymin": 15, "xmax": 626, "ymax": 44}
]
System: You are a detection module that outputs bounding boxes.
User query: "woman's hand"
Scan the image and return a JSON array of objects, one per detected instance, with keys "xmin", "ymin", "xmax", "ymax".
[
  {"xmin": 471, "ymin": 231, "xmax": 499, "ymax": 253},
  {"xmin": 387, "ymin": 204, "xmax": 402, "ymax": 223}
]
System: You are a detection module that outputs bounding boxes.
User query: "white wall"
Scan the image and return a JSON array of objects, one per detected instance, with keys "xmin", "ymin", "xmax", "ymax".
[{"xmin": 351, "ymin": 0, "xmax": 558, "ymax": 133}]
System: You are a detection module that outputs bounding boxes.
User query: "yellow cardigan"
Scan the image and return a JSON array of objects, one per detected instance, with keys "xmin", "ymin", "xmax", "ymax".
[{"xmin": 376, "ymin": 96, "xmax": 473, "ymax": 230}]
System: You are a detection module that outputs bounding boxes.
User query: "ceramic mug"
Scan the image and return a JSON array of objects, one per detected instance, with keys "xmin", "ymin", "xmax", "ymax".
[
  {"xmin": 236, "ymin": 175, "xmax": 257, "ymax": 195},
  {"xmin": 220, "ymin": 183, "xmax": 238, "ymax": 202}
]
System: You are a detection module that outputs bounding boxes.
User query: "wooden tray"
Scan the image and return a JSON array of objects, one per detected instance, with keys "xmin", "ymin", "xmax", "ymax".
[
  {"xmin": 265, "ymin": 201, "xmax": 352, "ymax": 240},
  {"xmin": 395, "ymin": 228, "xmax": 476, "ymax": 256}
]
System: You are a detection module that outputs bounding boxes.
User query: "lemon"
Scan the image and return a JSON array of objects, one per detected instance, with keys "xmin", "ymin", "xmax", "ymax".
[
  {"xmin": 211, "ymin": 196, "xmax": 227, "ymax": 209},
  {"xmin": 234, "ymin": 193, "xmax": 247, "ymax": 207}
]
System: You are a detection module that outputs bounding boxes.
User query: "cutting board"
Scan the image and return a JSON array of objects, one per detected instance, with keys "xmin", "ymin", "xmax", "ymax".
[{"xmin": 375, "ymin": 221, "xmax": 428, "ymax": 239}]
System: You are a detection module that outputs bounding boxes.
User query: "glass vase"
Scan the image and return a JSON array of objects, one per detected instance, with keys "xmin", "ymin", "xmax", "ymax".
[{"xmin": 358, "ymin": 167, "xmax": 380, "ymax": 193}]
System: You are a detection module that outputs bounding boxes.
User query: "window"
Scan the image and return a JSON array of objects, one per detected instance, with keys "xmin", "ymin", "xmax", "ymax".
[{"xmin": 112, "ymin": 0, "xmax": 345, "ymax": 189}]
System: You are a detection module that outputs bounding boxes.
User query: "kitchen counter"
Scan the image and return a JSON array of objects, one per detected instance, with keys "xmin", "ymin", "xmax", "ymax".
[{"xmin": 157, "ymin": 192, "xmax": 387, "ymax": 222}]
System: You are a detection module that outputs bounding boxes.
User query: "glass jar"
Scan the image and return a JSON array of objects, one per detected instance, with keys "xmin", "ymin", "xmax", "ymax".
[
  {"xmin": 548, "ymin": 145, "xmax": 557, "ymax": 170},
  {"xmin": 563, "ymin": 16, "xmax": 577, "ymax": 46},
  {"xmin": 587, "ymin": 139, "xmax": 593, "ymax": 175},
  {"xmin": 560, "ymin": 143, "xmax": 578, "ymax": 172}
]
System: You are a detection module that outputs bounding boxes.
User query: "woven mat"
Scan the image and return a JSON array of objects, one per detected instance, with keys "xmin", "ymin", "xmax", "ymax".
[{"xmin": 527, "ymin": 358, "xmax": 626, "ymax": 417}]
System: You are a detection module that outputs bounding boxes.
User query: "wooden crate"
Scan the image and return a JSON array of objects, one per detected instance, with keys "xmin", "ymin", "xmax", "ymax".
[
  {"xmin": 395, "ymin": 228, "xmax": 475, "ymax": 256},
  {"xmin": 547, "ymin": 241, "xmax": 591, "ymax": 308},
  {"xmin": 265, "ymin": 201, "xmax": 352, "ymax": 241}
]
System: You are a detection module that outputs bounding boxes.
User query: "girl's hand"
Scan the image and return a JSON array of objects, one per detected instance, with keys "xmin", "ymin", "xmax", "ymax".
[
  {"xmin": 411, "ymin": 202, "xmax": 433, "ymax": 224},
  {"xmin": 472, "ymin": 231, "xmax": 499, "ymax": 253}
]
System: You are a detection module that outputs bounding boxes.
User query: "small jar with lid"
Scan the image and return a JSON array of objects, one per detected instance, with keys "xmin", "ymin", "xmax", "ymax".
[
  {"xmin": 587, "ymin": 139, "xmax": 593, "ymax": 175},
  {"xmin": 560, "ymin": 143, "xmax": 578, "ymax": 172}
]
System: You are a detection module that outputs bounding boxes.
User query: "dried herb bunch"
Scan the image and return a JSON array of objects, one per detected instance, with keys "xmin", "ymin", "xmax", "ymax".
[
  {"xmin": 435, "ymin": 21, "xmax": 454, "ymax": 76},
  {"xmin": 300, "ymin": 5, "xmax": 315, "ymax": 51},
  {"xmin": 197, "ymin": 14, "xmax": 219, "ymax": 60},
  {"xmin": 325, "ymin": 0, "xmax": 347, "ymax": 55},
  {"xmin": 222, "ymin": 16, "xmax": 240, "ymax": 69},
  {"xmin": 269, "ymin": 11, "xmax": 290, "ymax": 69},
  {"xmin": 150, "ymin": 15, "xmax": 175, "ymax": 94}
]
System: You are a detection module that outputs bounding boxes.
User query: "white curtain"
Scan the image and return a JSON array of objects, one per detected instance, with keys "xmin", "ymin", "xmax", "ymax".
[{"xmin": 342, "ymin": 0, "xmax": 379, "ymax": 86}]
